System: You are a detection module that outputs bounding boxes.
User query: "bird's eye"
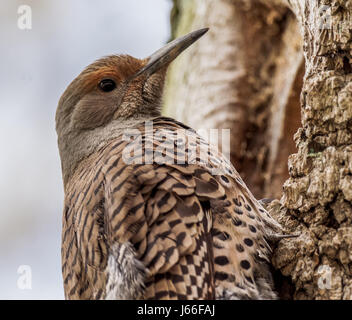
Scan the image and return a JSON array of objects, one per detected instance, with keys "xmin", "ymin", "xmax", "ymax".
[{"xmin": 99, "ymin": 79, "xmax": 116, "ymax": 92}]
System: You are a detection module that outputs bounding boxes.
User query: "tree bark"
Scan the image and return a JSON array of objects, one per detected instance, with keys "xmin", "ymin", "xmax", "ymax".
[
  {"xmin": 164, "ymin": 0, "xmax": 303, "ymax": 200},
  {"xmin": 165, "ymin": 0, "xmax": 352, "ymax": 299},
  {"xmin": 270, "ymin": 0, "xmax": 352, "ymax": 299}
]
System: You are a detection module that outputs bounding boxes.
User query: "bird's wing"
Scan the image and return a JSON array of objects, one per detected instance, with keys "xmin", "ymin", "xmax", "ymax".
[
  {"xmin": 102, "ymin": 138, "xmax": 221, "ymax": 299},
  {"xmin": 100, "ymin": 117, "xmax": 281, "ymax": 300}
]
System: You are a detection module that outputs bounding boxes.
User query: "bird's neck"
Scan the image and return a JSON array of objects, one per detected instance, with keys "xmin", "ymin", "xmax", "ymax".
[{"xmin": 60, "ymin": 116, "xmax": 156, "ymax": 189}]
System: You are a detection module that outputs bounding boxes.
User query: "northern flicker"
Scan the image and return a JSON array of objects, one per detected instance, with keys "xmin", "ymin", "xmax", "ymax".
[{"xmin": 56, "ymin": 28, "xmax": 282, "ymax": 300}]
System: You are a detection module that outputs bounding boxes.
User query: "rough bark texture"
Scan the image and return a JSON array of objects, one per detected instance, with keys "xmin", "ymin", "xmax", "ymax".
[
  {"xmin": 165, "ymin": 0, "xmax": 352, "ymax": 299},
  {"xmin": 164, "ymin": 0, "xmax": 303, "ymax": 200},
  {"xmin": 270, "ymin": 0, "xmax": 352, "ymax": 299}
]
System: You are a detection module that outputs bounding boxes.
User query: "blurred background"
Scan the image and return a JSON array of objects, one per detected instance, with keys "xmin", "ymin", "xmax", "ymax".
[{"xmin": 0, "ymin": 0, "xmax": 172, "ymax": 299}]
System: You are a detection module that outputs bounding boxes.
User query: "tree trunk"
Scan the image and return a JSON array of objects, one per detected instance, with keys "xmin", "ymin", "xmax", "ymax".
[
  {"xmin": 164, "ymin": 0, "xmax": 303, "ymax": 200},
  {"xmin": 270, "ymin": 0, "xmax": 352, "ymax": 300},
  {"xmin": 164, "ymin": 0, "xmax": 352, "ymax": 299}
]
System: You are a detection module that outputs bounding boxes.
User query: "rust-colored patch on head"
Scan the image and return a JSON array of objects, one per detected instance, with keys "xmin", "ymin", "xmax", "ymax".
[
  {"xmin": 57, "ymin": 55, "xmax": 147, "ymax": 125},
  {"xmin": 77, "ymin": 55, "xmax": 146, "ymax": 95}
]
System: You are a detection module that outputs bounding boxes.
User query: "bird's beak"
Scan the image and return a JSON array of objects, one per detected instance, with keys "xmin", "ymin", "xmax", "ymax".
[{"xmin": 134, "ymin": 28, "xmax": 209, "ymax": 78}]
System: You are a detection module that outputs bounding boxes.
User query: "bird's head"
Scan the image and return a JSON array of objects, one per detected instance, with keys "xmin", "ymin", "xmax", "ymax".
[{"xmin": 56, "ymin": 28, "xmax": 209, "ymax": 186}]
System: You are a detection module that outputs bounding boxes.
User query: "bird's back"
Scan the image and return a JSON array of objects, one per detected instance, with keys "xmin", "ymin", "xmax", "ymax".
[{"xmin": 62, "ymin": 117, "xmax": 280, "ymax": 300}]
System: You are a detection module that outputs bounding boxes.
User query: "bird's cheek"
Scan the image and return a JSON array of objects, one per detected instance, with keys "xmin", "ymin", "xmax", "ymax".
[{"xmin": 72, "ymin": 97, "xmax": 117, "ymax": 130}]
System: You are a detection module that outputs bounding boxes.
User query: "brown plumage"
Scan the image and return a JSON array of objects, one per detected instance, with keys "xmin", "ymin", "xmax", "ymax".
[{"xmin": 56, "ymin": 28, "xmax": 282, "ymax": 300}]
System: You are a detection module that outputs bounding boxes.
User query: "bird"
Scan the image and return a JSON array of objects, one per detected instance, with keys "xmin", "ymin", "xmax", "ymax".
[{"xmin": 56, "ymin": 28, "xmax": 283, "ymax": 300}]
